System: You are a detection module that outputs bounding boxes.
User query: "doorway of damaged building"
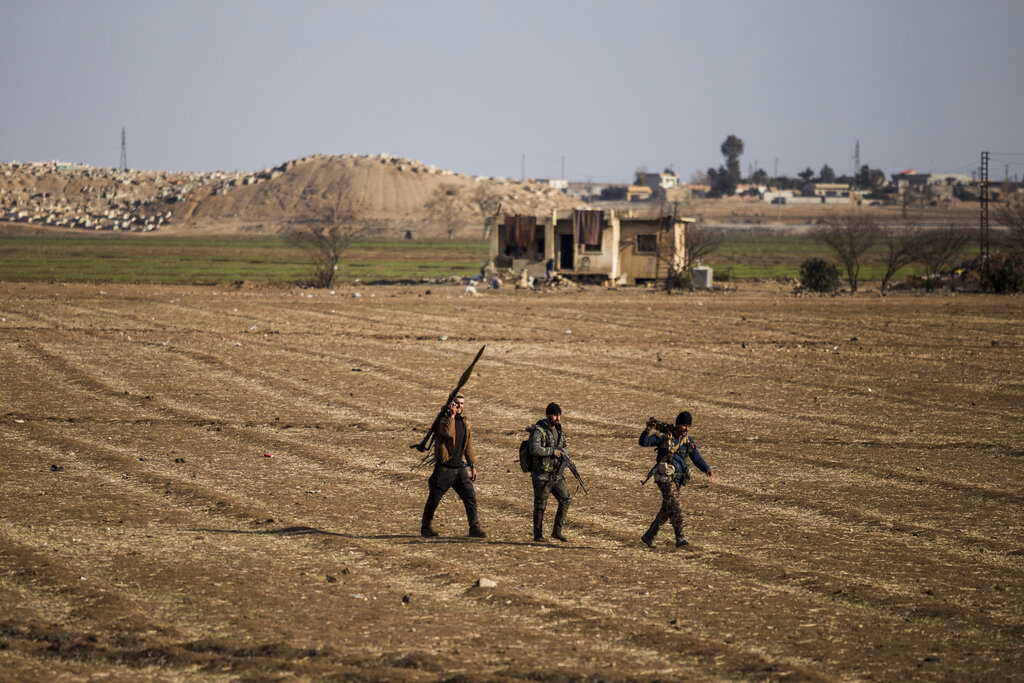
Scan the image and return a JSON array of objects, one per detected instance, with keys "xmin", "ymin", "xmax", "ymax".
[{"xmin": 559, "ymin": 233, "xmax": 574, "ymax": 270}]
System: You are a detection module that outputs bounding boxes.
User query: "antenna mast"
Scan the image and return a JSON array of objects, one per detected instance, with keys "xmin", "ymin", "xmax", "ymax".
[
  {"xmin": 119, "ymin": 126, "xmax": 128, "ymax": 171},
  {"xmin": 853, "ymin": 140, "xmax": 860, "ymax": 190}
]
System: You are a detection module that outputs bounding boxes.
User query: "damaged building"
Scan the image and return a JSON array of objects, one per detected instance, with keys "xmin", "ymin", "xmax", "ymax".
[{"xmin": 487, "ymin": 208, "xmax": 695, "ymax": 285}]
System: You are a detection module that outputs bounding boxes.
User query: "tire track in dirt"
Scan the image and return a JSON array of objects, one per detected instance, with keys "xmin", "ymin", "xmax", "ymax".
[
  {"xmin": 11, "ymin": 311, "xmax": 1018, "ymax": 568},
  {"xmin": 18, "ymin": 314, "xmax": 1020, "ymax": 606},
  {"xmin": 22, "ymin": 294, "xmax": 1015, "ymax": 444},
  {"xmin": 7, "ymin": 285, "xmax": 1023, "ymax": 679},
  {"xmin": 16, "ymin": 376, "xmax": 1015, "ymax": 679},
  {"xmin": 7, "ymin": 418, "xmax": 828, "ymax": 679}
]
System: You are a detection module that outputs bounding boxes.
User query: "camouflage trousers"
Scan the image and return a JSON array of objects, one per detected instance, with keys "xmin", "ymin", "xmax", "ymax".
[
  {"xmin": 532, "ymin": 475, "xmax": 571, "ymax": 537},
  {"xmin": 647, "ymin": 479, "xmax": 684, "ymax": 540}
]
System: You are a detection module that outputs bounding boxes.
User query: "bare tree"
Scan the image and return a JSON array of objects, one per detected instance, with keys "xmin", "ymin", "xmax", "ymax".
[
  {"xmin": 426, "ymin": 184, "xmax": 464, "ymax": 240},
  {"xmin": 467, "ymin": 184, "xmax": 503, "ymax": 239},
  {"xmin": 682, "ymin": 219, "xmax": 724, "ymax": 272},
  {"xmin": 654, "ymin": 209, "xmax": 723, "ymax": 292},
  {"xmin": 995, "ymin": 197, "xmax": 1024, "ymax": 255},
  {"xmin": 810, "ymin": 213, "xmax": 879, "ymax": 293},
  {"xmin": 286, "ymin": 174, "xmax": 379, "ymax": 288},
  {"xmin": 878, "ymin": 220, "xmax": 924, "ymax": 293},
  {"xmin": 910, "ymin": 224, "xmax": 973, "ymax": 292}
]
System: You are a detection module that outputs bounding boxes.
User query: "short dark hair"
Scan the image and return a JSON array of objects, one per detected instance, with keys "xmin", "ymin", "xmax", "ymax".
[
  {"xmin": 545, "ymin": 402, "xmax": 562, "ymax": 415},
  {"xmin": 676, "ymin": 411, "xmax": 692, "ymax": 426}
]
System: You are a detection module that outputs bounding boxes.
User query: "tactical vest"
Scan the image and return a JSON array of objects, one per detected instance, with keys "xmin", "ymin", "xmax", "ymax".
[
  {"xmin": 660, "ymin": 435, "xmax": 693, "ymax": 485},
  {"xmin": 531, "ymin": 423, "xmax": 565, "ymax": 478}
]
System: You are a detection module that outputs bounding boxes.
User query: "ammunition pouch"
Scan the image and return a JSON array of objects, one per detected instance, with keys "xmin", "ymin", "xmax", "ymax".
[{"xmin": 653, "ymin": 462, "xmax": 675, "ymax": 484}]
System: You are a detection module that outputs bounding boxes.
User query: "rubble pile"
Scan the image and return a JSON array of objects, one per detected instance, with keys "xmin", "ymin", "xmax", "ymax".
[
  {"xmin": 0, "ymin": 161, "xmax": 282, "ymax": 232},
  {"xmin": 0, "ymin": 154, "xmax": 576, "ymax": 235}
]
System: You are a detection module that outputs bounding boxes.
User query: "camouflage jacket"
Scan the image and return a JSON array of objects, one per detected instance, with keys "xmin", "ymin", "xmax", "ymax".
[{"xmin": 527, "ymin": 419, "xmax": 566, "ymax": 480}]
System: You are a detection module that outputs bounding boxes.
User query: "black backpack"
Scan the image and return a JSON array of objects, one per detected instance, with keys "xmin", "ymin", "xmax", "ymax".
[
  {"xmin": 518, "ymin": 425, "xmax": 539, "ymax": 473},
  {"xmin": 518, "ymin": 439, "xmax": 532, "ymax": 473}
]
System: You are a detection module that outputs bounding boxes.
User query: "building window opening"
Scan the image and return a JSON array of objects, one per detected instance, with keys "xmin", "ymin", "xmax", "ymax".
[{"xmin": 636, "ymin": 234, "xmax": 657, "ymax": 253}]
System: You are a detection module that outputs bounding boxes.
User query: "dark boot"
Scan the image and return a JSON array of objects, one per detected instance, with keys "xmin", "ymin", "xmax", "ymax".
[
  {"xmin": 675, "ymin": 535, "xmax": 689, "ymax": 548},
  {"xmin": 421, "ymin": 512, "xmax": 439, "ymax": 538},
  {"xmin": 533, "ymin": 510, "xmax": 545, "ymax": 542},
  {"xmin": 641, "ymin": 523, "xmax": 658, "ymax": 548},
  {"xmin": 468, "ymin": 523, "xmax": 487, "ymax": 538},
  {"xmin": 552, "ymin": 505, "xmax": 568, "ymax": 542}
]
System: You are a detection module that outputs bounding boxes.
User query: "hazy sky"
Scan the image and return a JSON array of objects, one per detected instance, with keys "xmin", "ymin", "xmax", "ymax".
[{"xmin": 3, "ymin": 1, "xmax": 1023, "ymax": 182}]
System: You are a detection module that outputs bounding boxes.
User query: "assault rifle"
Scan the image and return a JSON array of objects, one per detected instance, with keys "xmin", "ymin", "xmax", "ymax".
[
  {"xmin": 640, "ymin": 418, "xmax": 673, "ymax": 486},
  {"xmin": 556, "ymin": 445, "xmax": 589, "ymax": 495},
  {"xmin": 411, "ymin": 345, "xmax": 485, "ymax": 467},
  {"xmin": 641, "ymin": 460, "xmax": 662, "ymax": 486}
]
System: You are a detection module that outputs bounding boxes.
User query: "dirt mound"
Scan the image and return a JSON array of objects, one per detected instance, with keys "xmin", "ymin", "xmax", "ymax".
[{"xmin": 1, "ymin": 155, "xmax": 577, "ymax": 238}]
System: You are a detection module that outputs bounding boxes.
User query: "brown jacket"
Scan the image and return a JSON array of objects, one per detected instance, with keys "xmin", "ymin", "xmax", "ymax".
[{"xmin": 434, "ymin": 411, "xmax": 475, "ymax": 466}]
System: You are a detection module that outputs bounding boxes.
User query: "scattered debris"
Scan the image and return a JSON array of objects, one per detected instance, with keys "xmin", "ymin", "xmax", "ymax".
[{"xmin": 476, "ymin": 578, "xmax": 497, "ymax": 588}]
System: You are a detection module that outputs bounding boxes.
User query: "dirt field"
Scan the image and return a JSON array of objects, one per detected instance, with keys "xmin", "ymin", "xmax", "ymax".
[{"xmin": 2, "ymin": 281, "xmax": 1022, "ymax": 681}]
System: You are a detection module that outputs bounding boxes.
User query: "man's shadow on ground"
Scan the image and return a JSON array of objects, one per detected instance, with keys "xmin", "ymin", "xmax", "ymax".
[{"xmin": 186, "ymin": 525, "xmax": 603, "ymax": 549}]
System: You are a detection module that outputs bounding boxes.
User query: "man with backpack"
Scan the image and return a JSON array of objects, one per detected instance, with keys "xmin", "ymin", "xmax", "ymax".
[
  {"xmin": 420, "ymin": 394, "xmax": 487, "ymax": 539},
  {"xmin": 638, "ymin": 411, "xmax": 714, "ymax": 548},
  {"xmin": 526, "ymin": 402, "xmax": 572, "ymax": 542}
]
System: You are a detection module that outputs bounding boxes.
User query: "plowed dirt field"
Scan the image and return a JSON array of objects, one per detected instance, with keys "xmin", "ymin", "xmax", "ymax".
[{"xmin": 2, "ymin": 281, "xmax": 1022, "ymax": 681}]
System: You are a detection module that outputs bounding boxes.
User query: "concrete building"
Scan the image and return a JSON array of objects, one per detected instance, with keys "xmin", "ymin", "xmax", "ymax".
[
  {"xmin": 801, "ymin": 182, "xmax": 853, "ymax": 198},
  {"xmin": 639, "ymin": 171, "xmax": 680, "ymax": 192},
  {"xmin": 487, "ymin": 209, "xmax": 695, "ymax": 285}
]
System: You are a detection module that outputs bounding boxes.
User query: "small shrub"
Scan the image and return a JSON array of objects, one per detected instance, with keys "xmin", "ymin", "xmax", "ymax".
[
  {"xmin": 984, "ymin": 256, "xmax": 1024, "ymax": 293},
  {"xmin": 799, "ymin": 258, "xmax": 841, "ymax": 293}
]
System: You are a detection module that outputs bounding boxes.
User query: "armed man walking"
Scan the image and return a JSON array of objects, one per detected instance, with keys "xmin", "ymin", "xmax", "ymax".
[
  {"xmin": 638, "ymin": 411, "xmax": 714, "ymax": 548},
  {"xmin": 527, "ymin": 402, "xmax": 572, "ymax": 542},
  {"xmin": 420, "ymin": 394, "xmax": 487, "ymax": 539}
]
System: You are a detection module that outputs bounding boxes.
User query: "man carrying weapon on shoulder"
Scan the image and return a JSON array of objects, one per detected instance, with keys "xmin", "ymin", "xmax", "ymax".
[
  {"xmin": 414, "ymin": 345, "xmax": 487, "ymax": 539},
  {"xmin": 419, "ymin": 393, "xmax": 487, "ymax": 538},
  {"xmin": 526, "ymin": 402, "xmax": 586, "ymax": 542},
  {"xmin": 638, "ymin": 411, "xmax": 713, "ymax": 548}
]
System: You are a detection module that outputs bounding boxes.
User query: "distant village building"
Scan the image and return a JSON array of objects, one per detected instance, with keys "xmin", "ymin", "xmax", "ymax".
[
  {"xmin": 639, "ymin": 171, "xmax": 680, "ymax": 192},
  {"xmin": 891, "ymin": 170, "xmax": 931, "ymax": 193},
  {"xmin": 762, "ymin": 189, "xmax": 795, "ymax": 204},
  {"xmin": 535, "ymin": 178, "xmax": 569, "ymax": 191},
  {"xmin": 799, "ymin": 182, "xmax": 859, "ymax": 205},
  {"xmin": 487, "ymin": 209, "xmax": 695, "ymax": 285},
  {"xmin": 801, "ymin": 182, "xmax": 852, "ymax": 198},
  {"xmin": 626, "ymin": 185, "xmax": 653, "ymax": 201}
]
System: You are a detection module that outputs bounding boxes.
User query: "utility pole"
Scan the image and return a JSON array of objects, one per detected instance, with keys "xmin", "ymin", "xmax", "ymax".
[
  {"xmin": 980, "ymin": 151, "xmax": 990, "ymax": 287},
  {"xmin": 853, "ymin": 140, "xmax": 860, "ymax": 190},
  {"xmin": 119, "ymin": 126, "xmax": 127, "ymax": 171}
]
